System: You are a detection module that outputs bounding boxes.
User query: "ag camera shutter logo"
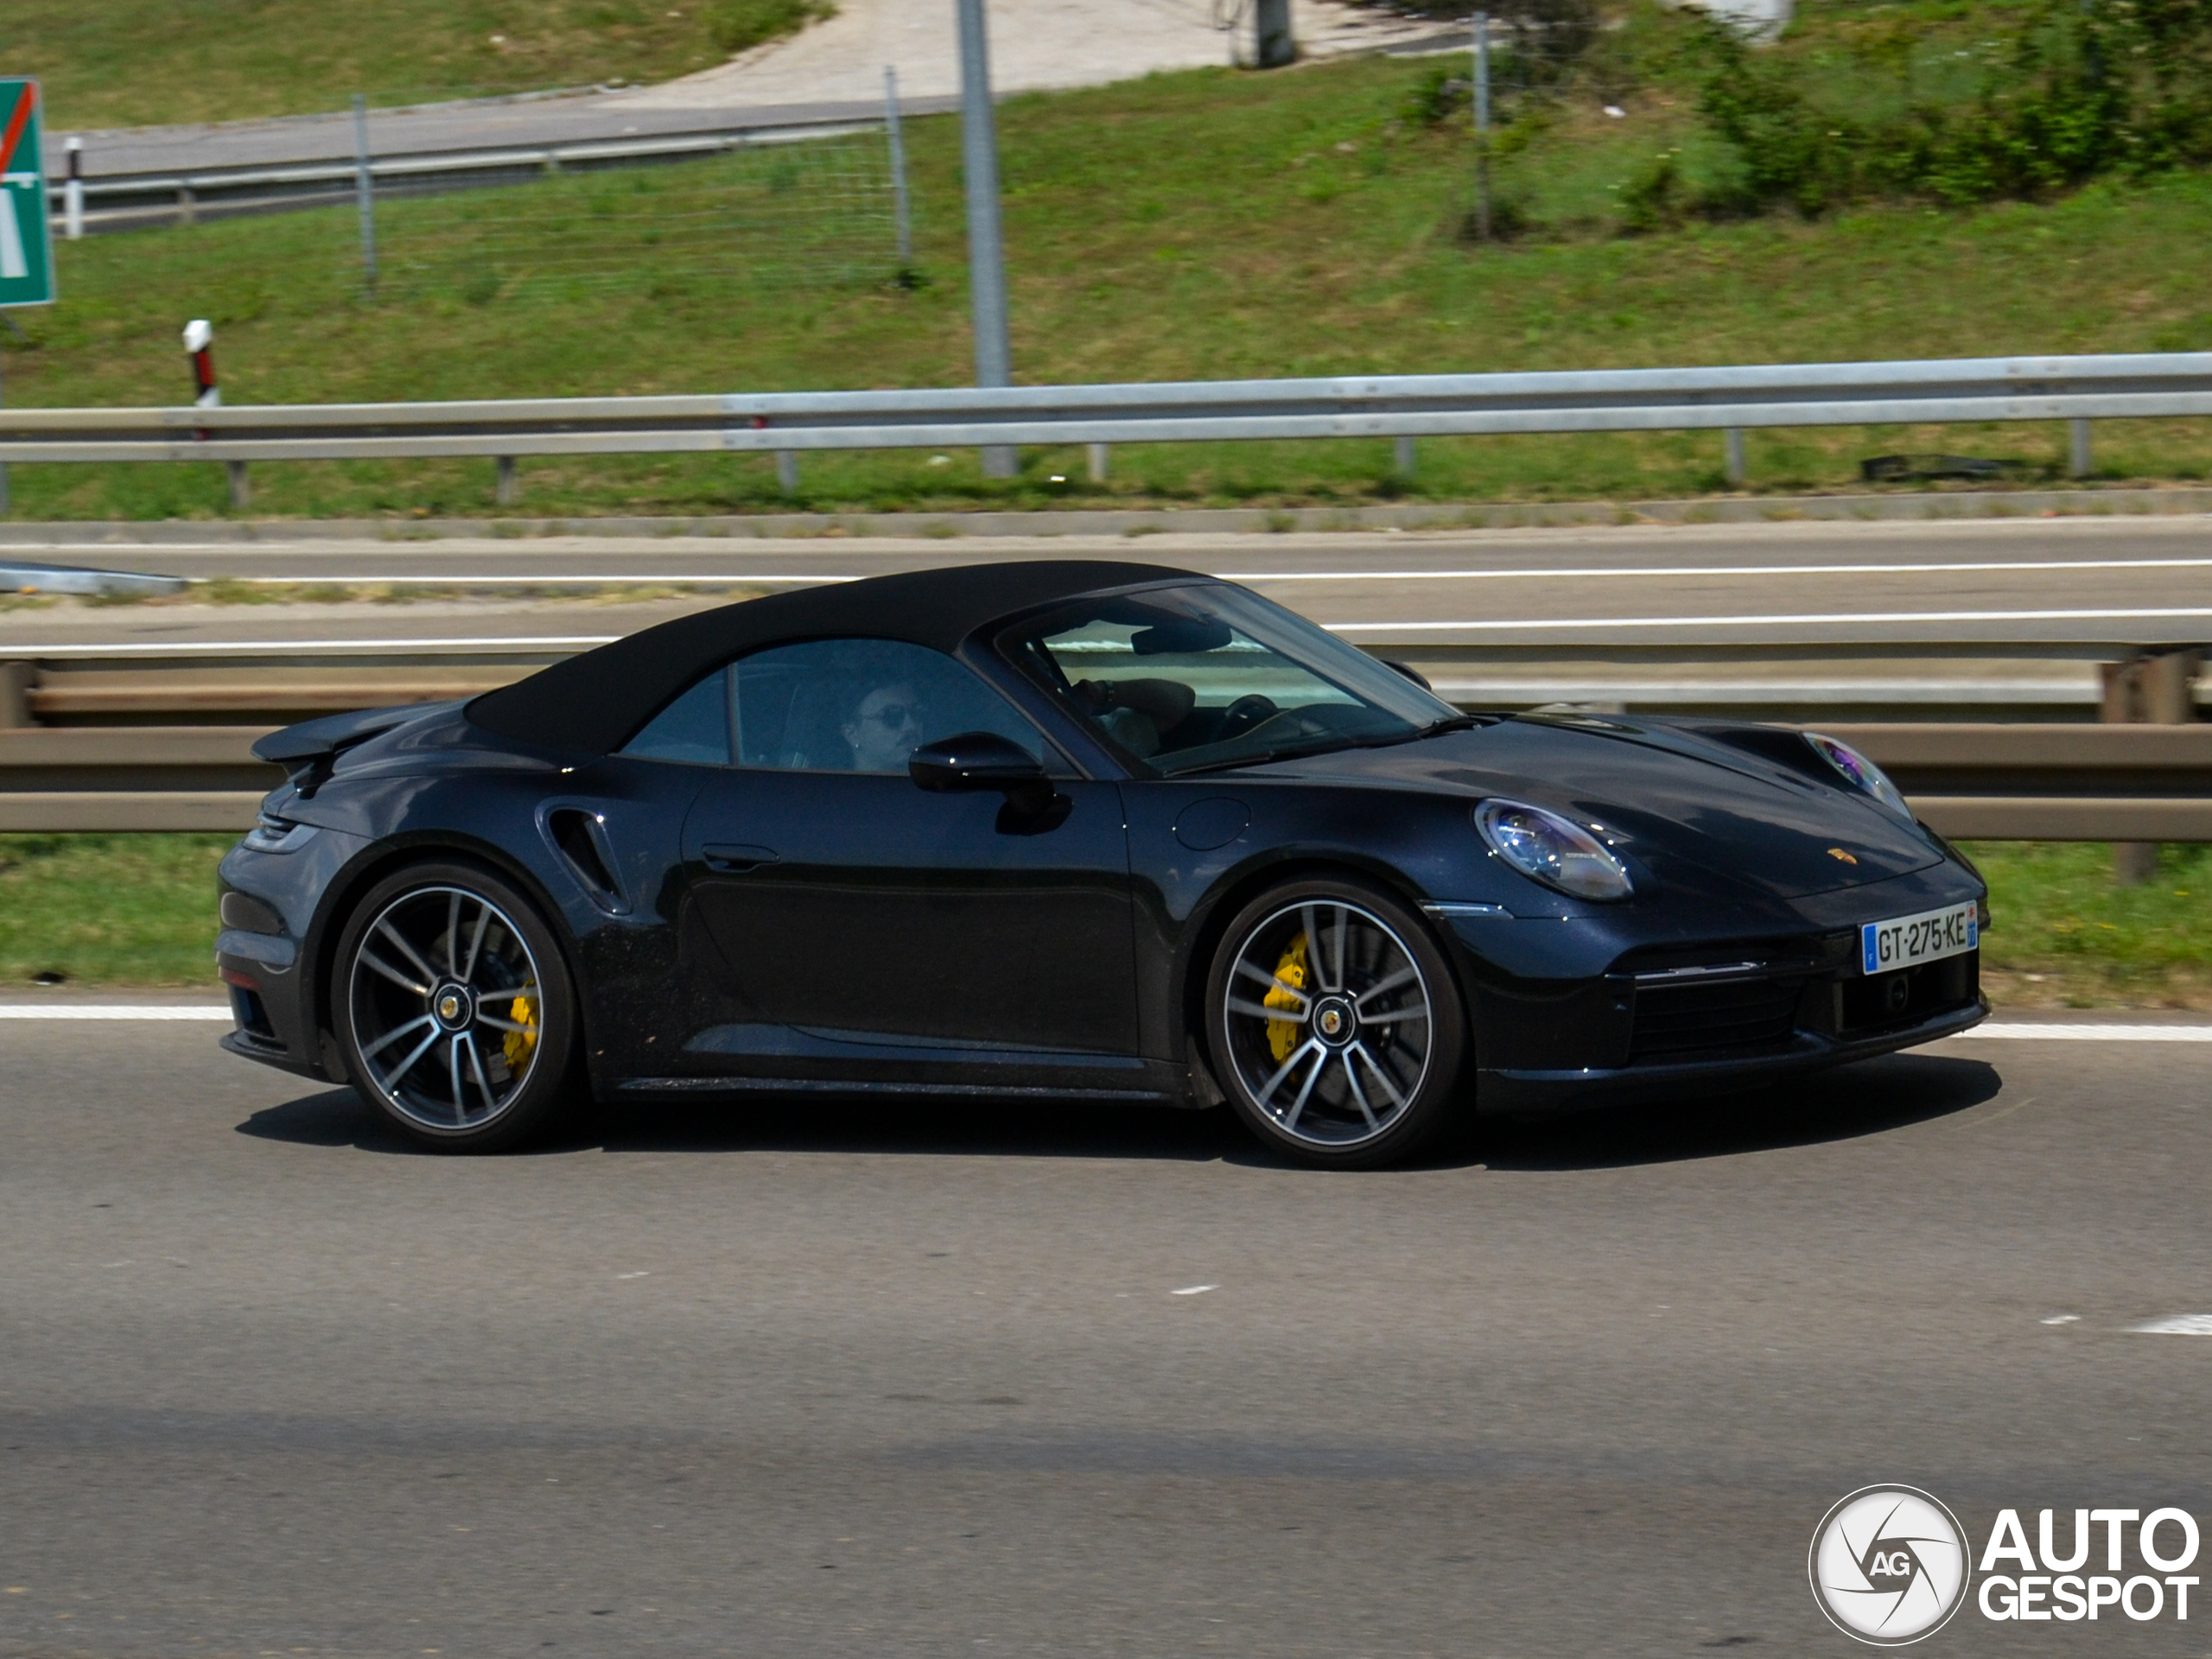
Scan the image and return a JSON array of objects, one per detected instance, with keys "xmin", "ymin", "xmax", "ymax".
[{"xmin": 1809, "ymin": 1486, "xmax": 1972, "ymax": 1645}]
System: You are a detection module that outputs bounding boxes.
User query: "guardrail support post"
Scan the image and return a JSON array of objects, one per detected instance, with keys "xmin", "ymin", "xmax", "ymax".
[
  {"xmin": 775, "ymin": 451, "xmax": 799, "ymax": 493},
  {"xmin": 226, "ymin": 461, "xmax": 250, "ymax": 512},
  {"xmin": 2068, "ymin": 417, "xmax": 2092, "ymax": 479},
  {"xmin": 2101, "ymin": 645, "xmax": 2200, "ymax": 884},
  {"xmin": 0, "ymin": 663, "xmax": 32, "ymax": 728},
  {"xmin": 495, "ymin": 456, "xmax": 518, "ymax": 506},
  {"xmin": 1086, "ymin": 442, "xmax": 1109, "ymax": 483},
  {"xmin": 1393, "ymin": 435, "xmax": 1417, "ymax": 478},
  {"xmin": 177, "ymin": 182, "xmax": 195, "ymax": 227},
  {"xmin": 1725, "ymin": 427, "xmax": 1746, "ymax": 486}
]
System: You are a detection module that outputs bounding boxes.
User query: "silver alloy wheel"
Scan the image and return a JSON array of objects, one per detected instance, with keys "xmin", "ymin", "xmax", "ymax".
[
  {"xmin": 346, "ymin": 884, "xmax": 545, "ymax": 1132},
  {"xmin": 1220, "ymin": 899, "xmax": 1434, "ymax": 1148}
]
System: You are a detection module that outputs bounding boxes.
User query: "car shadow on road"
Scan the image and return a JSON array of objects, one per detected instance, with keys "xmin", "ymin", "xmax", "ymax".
[
  {"xmin": 238, "ymin": 1051, "xmax": 2002, "ymax": 1169},
  {"xmin": 236, "ymin": 1086, "xmax": 1249, "ymax": 1162},
  {"xmin": 1473, "ymin": 1052, "xmax": 2005, "ymax": 1172}
]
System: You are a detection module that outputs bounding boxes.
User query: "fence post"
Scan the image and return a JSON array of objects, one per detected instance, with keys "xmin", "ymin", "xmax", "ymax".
[
  {"xmin": 1393, "ymin": 435, "xmax": 1418, "ymax": 477},
  {"xmin": 496, "ymin": 456, "xmax": 518, "ymax": 506},
  {"xmin": 1255, "ymin": 0, "xmax": 1294, "ymax": 67},
  {"xmin": 352, "ymin": 95, "xmax": 378, "ymax": 297},
  {"xmin": 1086, "ymin": 442, "xmax": 1109, "ymax": 483},
  {"xmin": 226, "ymin": 461, "xmax": 251, "ymax": 512},
  {"xmin": 1472, "ymin": 13, "xmax": 1491, "ymax": 242},
  {"xmin": 1725, "ymin": 427, "xmax": 1746, "ymax": 485},
  {"xmin": 2101, "ymin": 646, "xmax": 2200, "ymax": 885},
  {"xmin": 776, "ymin": 451, "xmax": 799, "ymax": 493},
  {"xmin": 0, "ymin": 662, "xmax": 32, "ymax": 728},
  {"xmin": 2068, "ymin": 416, "xmax": 2091, "ymax": 479},
  {"xmin": 884, "ymin": 67, "xmax": 913, "ymax": 270},
  {"xmin": 63, "ymin": 137, "xmax": 84, "ymax": 240},
  {"xmin": 956, "ymin": 0, "xmax": 1018, "ymax": 480}
]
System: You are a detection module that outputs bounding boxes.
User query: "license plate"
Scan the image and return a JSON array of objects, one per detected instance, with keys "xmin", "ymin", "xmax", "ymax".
[{"xmin": 1861, "ymin": 900, "xmax": 1978, "ymax": 976}]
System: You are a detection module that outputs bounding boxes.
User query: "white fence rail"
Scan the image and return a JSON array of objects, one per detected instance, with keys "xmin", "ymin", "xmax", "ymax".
[{"xmin": 2, "ymin": 353, "xmax": 2209, "ymax": 467}]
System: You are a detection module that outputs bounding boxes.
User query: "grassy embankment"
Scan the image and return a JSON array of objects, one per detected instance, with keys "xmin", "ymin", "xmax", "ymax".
[
  {"xmin": 2, "ymin": 48, "xmax": 2211, "ymax": 518},
  {"xmin": 3, "ymin": 834, "xmax": 2205, "ymax": 1007},
  {"xmin": 9, "ymin": 0, "xmax": 828, "ymax": 129}
]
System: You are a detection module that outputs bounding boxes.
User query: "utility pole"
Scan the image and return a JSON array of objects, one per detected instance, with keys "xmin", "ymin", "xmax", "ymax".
[
  {"xmin": 956, "ymin": 0, "xmax": 1017, "ymax": 479},
  {"xmin": 1472, "ymin": 12, "xmax": 1491, "ymax": 242}
]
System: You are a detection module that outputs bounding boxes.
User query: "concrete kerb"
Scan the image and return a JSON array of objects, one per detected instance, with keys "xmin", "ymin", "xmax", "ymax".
[{"xmin": 2, "ymin": 486, "xmax": 2210, "ymax": 547}]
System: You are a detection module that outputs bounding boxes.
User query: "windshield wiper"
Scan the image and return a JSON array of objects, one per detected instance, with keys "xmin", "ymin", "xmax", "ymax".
[{"xmin": 1163, "ymin": 737, "xmax": 1358, "ymax": 776}]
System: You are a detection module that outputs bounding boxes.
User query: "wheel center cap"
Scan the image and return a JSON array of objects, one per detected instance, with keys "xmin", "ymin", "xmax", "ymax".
[
  {"xmin": 1313, "ymin": 995, "xmax": 1356, "ymax": 1046},
  {"xmin": 432, "ymin": 982, "xmax": 474, "ymax": 1031}
]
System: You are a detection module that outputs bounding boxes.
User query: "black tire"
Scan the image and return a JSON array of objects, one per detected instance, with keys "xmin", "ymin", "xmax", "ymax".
[
  {"xmin": 331, "ymin": 859, "xmax": 581, "ymax": 1153},
  {"xmin": 1203, "ymin": 875, "xmax": 1468, "ymax": 1168}
]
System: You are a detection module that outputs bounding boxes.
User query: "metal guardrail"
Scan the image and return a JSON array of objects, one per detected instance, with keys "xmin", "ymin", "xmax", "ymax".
[
  {"xmin": 3, "ymin": 353, "xmax": 2209, "ymax": 467},
  {"xmin": 1, "ymin": 721, "xmax": 2204, "ymax": 837}
]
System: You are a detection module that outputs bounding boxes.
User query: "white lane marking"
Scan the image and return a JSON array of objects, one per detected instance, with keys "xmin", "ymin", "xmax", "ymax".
[
  {"xmin": 0, "ymin": 635, "xmax": 621, "ymax": 656},
  {"xmin": 1171, "ymin": 1284, "xmax": 1219, "ymax": 1296},
  {"xmin": 0, "ymin": 1005, "xmax": 232, "ymax": 1020},
  {"xmin": 1225, "ymin": 557, "xmax": 2212, "ymax": 582},
  {"xmin": 2041, "ymin": 1314, "xmax": 2082, "ymax": 1325},
  {"xmin": 2131, "ymin": 1314, "xmax": 2212, "ymax": 1336},
  {"xmin": 1328, "ymin": 607, "xmax": 2212, "ymax": 634},
  {"xmin": 1948, "ymin": 1023, "xmax": 2212, "ymax": 1041},
  {"xmin": 615, "ymin": 1271, "xmax": 651, "ymax": 1280}
]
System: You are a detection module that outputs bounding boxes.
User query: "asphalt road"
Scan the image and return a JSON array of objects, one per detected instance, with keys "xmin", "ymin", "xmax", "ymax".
[
  {"xmin": 3, "ymin": 1022, "xmax": 2208, "ymax": 1656},
  {"xmin": 3, "ymin": 516, "xmax": 2212, "ymax": 654}
]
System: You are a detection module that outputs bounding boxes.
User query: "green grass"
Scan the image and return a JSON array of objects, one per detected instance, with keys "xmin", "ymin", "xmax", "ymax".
[
  {"xmin": 1966, "ymin": 841, "xmax": 2212, "ymax": 1009},
  {"xmin": 2, "ymin": 833, "xmax": 2203, "ymax": 1004},
  {"xmin": 7, "ymin": 0, "xmax": 804, "ymax": 130},
  {"xmin": 3, "ymin": 54, "xmax": 2211, "ymax": 518},
  {"xmin": 0, "ymin": 835, "xmax": 230, "ymax": 988}
]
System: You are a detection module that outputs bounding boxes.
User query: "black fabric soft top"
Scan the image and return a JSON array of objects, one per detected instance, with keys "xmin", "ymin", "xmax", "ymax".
[{"xmin": 466, "ymin": 558, "xmax": 1202, "ymax": 755}]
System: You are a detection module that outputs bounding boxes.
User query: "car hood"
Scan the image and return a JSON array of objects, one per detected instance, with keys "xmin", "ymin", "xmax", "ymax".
[{"xmin": 1247, "ymin": 713, "xmax": 1946, "ymax": 902}]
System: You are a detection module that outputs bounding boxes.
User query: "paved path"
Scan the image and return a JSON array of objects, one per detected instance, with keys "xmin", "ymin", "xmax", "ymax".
[
  {"xmin": 0, "ymin": 1021, "xmax": 2206, "ymax": 1655},
  {"xmin": 53, "ymin": 0, "xmax": 1440, "ymax": 180}
]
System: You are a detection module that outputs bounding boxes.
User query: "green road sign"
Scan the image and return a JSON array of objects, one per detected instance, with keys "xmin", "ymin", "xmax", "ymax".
[{"xmin": 0, "ymin": 78, "xmax": 55, "ymax": 308}]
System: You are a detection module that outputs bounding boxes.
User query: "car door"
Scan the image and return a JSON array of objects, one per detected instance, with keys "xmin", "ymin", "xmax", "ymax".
[{"xmin": 678, "ymin": 638, "xmax": 1139, "ymax": 1057}]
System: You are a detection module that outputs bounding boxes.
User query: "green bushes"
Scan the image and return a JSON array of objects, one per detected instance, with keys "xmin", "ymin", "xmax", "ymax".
[{"xmin": 1647, "ymin": 0, "xmax": 2212, "ymax": 224}]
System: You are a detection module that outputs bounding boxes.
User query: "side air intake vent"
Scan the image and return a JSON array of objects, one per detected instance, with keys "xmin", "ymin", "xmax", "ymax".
[{"xmin": 546, "ymin": 808, "xmax": 626, "ymax": 913}]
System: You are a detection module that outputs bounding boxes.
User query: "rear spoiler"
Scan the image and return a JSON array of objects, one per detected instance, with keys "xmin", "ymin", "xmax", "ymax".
[{"xmin": 252, "ymin": 702, "xmax": 458, "ymax": 795}]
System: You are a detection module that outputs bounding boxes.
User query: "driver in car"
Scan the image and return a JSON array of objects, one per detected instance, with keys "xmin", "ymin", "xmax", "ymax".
[{"xmin": 842, "ymin": 682, "xmax": 926, "ymax": 772}]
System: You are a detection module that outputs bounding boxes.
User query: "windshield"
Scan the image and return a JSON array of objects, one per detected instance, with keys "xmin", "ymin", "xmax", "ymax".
[{"xmin": 998, "ymin": 582, "xmax": 1460, "ymax": 776}]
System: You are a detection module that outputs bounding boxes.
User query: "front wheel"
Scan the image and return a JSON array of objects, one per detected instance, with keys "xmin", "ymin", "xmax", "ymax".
[
  {"xmin": 1203, "ymin": 878, "xmax": 1468, "ymax": 1168},
  {"xmin": 333, "ymin": 861, "xmax": 580, "ymax": 1153}
]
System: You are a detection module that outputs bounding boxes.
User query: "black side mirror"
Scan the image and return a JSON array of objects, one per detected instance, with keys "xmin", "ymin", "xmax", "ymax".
[{"xmin": 910, "ymin": 731, "xmax": 1055, "ymax": 817}]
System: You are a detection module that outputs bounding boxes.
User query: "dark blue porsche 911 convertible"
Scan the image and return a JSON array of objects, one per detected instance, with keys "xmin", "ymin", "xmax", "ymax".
[{"xmin": 215, "ymin": 560, "xmax": 1987, "ymax": 1166}]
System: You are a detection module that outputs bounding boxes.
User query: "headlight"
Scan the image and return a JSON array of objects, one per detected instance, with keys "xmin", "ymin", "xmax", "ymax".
[
  {"xmin": 1804, "ymin": 734, "xmax": 1914, "ymax": 822},
  {"xmin": 1474, "ymin": 798, "xmax": 1634, "ymax": 902}
]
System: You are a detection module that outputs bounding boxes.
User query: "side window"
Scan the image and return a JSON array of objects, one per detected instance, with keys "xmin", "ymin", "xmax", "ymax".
[
  {"xmin": 619, "ymin": 668, "xmax": 730, "ymax": 766},
  {"xmin": 730, "ymin": 639, "xmax": 1053, "ymax": 774}
]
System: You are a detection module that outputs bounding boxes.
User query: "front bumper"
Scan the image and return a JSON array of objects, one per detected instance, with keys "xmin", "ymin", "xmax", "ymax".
[{"xmin": 1475, "ymin": 991, "xmax": 1988, "ymax": 1115}]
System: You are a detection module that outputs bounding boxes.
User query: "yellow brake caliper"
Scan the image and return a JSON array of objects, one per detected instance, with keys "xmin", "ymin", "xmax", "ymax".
[
  {"xmin": 1263, "ymin": 935, "xmax": 1309, "ymax": 1062},
  {"xmin": 501, "ymin": 996, "xmax": 537, "ymax": 1073}
]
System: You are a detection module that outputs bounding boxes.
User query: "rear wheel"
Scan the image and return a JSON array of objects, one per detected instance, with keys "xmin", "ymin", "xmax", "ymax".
[
  {"xmin": 1204, "ymin": 877, "xmax": 1467, "ymax": 1168},
  {"xmin": 333, "ymin": 861, "xmax": 578, "ymax": 1153}
]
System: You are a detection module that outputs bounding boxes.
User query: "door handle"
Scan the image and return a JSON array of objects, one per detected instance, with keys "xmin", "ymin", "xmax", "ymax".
[{"xmin": 701, "ymin": 842, "xmax": 780, "ymax": 873}]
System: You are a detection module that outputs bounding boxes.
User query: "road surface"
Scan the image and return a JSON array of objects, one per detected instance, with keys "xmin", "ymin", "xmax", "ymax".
[{"xmin": 0, "ymin": 1016, "xmax": 2206, "ymax": 1655}]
